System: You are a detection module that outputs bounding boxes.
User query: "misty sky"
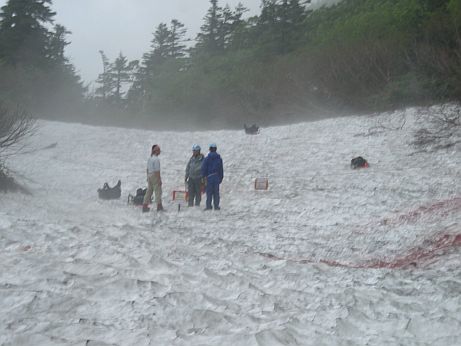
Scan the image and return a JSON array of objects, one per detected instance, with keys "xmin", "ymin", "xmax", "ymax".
[
  {"xmin": 0, "ymin": 0, "xmax": 332, "ymax": 85},
  {"xmin": 0, "ymin": 0, "xmax": 260, "ymax": 84}
]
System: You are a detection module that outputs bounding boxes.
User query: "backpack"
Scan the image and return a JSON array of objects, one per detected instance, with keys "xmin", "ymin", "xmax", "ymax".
[
  {"xmin": 351, "ymin": 156, "xmax": 369, "ymax": 169},
  {"xmin": 97, "ymin": 180, "xmax": 121, "ymax": 199},
  {"xmin": 127, "ymin": 188, "xmax": 148, "ymax": 205}
]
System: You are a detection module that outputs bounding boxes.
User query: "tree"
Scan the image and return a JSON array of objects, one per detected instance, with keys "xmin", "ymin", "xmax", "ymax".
[
  {"xmin": 196, "ymin": 0, "xmax": 223, "ymax": 54},
  {"xmin": 168, "ymin": 19, "xmax": 187, "ymax": 58},
  {"xmin": 0, "ymin": 1, "xmax": 85, "ymax": 117},
  {"xmin": 95, "ymin": 50, "xmax": 114, "ymax": 102},
  {"xmin": 256, "ymin": 0, "xmax": 306, "ymax": 54},
  {"xmin": 223, "ymin": 2, "xmax": 249, "ymax": 50},
  {"xmin": 0, "ymin": 103, "xmax": 35, "ymax": 192},
  {"xmin": 195, "ymin": 1, "xmax": 251, "ymax": 55},
  {"xmin": 128, "ymin": 19, "xmax": 187, "ymax": 113},
  {"xmin": 46, "ymin": 24, "xmax": 70, "ymax": 67},
  {"xmin": 0, "ymin": 103, "xmax": 35, "ymax": 158},
  {"xmin": 111, "ymin": 53, "xmax": 137, "ymax": 104},
  {"xmin": 151, "ymin": 22, "xmax": 170, "ymax": 60},
  {"xmin": 0, "ymin": 0, "xmax": 56, "ymax": 66},
  {"xmin": 95, "ymin": 51, "xmax": 137, "ymax": 106},
  {"xmin": 217, "ymin": 3, "xmax": 249, "ymax": 51}
]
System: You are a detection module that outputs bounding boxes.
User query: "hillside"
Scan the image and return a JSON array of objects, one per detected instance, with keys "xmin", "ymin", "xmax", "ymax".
[{"xmin": 0, "ymin": 105, "xmax": 460, "ymax": 345}]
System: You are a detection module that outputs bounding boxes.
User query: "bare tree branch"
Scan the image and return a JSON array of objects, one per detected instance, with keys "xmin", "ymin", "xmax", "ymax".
[
  {"xmin": 0, "ymin": 104, "xmax": 37, "ymax": 159},
  {"xmin": 411, "ymin": 104, "xmax": 461, "ymax": 153}
]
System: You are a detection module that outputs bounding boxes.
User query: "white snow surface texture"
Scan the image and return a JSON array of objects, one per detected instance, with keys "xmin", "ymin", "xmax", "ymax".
[{"xmin": 1, "ymin": 107, "xmax": 460, "ymax": 346}]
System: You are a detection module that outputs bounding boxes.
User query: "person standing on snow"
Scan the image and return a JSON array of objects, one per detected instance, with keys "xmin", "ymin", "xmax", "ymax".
[
  {"xmin": 201, "ymin": 143, "xmax": 223, "ymax": 210},
  {"xmin": 185, "ymin": 144, "xmax": 205, "ymax": 207},
  {"xmin": 143, "ymin": 144, "xmax": 164, "ymax": 212}
]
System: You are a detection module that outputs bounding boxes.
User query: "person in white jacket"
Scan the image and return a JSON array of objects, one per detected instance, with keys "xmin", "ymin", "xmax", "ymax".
[{"xmin": 143, "ymin": 144, "xmax": 164, "ymax": 212}]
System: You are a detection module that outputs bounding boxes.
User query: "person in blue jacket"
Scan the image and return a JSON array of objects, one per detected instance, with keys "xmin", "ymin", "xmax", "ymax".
[{"xmin": 201, "ymin": 143, "xmax": 223, "ymax": 210}]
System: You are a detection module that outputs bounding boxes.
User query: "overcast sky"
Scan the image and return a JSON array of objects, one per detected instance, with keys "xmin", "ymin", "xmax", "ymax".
[
  {"xmin": 0, "ymin": 0, "xmax": 260, "ymax": 84},
  {"xmin": 0, "ymin": 0, "xmax": 333, "ymax": 85}
]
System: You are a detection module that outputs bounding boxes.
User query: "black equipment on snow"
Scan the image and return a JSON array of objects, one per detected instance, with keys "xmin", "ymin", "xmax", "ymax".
[
  {"xmin": 351, "ymin": 156, "xmax": 369, "ymax": 169},
  {"xmin": 98, "ymin": 180, "xmax": 121, "ymax": 199},
  {"xmin": 127, "ymin": 188, "xmax": 149, "ymax": 205},
  {"xmin": 244, "ymin": 124, "xmax": 260, "ymax": 135}
]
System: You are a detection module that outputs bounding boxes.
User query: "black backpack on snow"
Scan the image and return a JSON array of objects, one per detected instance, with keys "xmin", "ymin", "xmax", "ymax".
[
  {"xmin": 351, "ymin": 156, "xmax": 369, "ymax": 169},
  {"xmin": 97, "ymin": 180, "xmax": 121, "ymax": 200},
  {"xmin": 128, "ymin": 188, "xmax": 148, "ymax": 205}
]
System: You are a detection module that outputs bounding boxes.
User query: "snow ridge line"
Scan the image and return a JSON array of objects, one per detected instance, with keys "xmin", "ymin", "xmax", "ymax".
[{"xmin": 258, "ymin": 197, "xmax": 461, "ymax": 269}]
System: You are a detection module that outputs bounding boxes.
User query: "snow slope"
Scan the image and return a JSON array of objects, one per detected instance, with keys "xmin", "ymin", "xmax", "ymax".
[{"xmin": 0, "ymin": 106, "xmax": 460, "ymax": 345}]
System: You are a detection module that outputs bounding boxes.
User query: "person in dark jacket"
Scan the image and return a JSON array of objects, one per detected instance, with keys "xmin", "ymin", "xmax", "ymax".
[
  {"xmin": 201, "ymin": 143, "xmax": 223, "ymax": 210},
  {"xmin": 185, "ymin": 144, "xmax": 204, "ymax": 207}
]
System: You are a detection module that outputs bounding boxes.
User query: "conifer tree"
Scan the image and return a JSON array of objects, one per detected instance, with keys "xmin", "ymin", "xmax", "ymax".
[
  {"xmin": 47, "ymin": 24, "xmax": 70, "ymax": 67},
  {"xmin": 257, "ymin": 0, "xmax": 306, "ymax": 54},
  {"xmin": 138, "ymin": 22, "xmax": 172, "ymax": 90},
  {"xmin": 151, "ymin": 23, "xmax": 170, "ymax": 60},
  {"xmin": 127, "ymin": 20, "xmax": 185, "ymax": 113},
  {"xmin": 111, "ymin": 53, "xmax": 137, "ymax": 104},
  {"xmin": 168, "ymin": 19, "xmax": 187, "ymax": 58},
  {"xmin": 196, "ymin": 0, "xmax": 223, "ymax": 54},
  {"xmin": 218, "ymin": 4, "xmax": 247, "ymax": 50},
  {"xmin": 95, "ymin": 50, "xmax": 114, "ymax": 102},
  {"xmin": 0, "ymin": 0, "xmax": 56, "ymax": 66},
  {"xmin": 219, "ymin": 2, "xmax": 249, "ymax": 51}
]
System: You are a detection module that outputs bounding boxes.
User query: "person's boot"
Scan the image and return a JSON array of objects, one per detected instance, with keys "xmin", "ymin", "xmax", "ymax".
[
  {"xmin": 142, "ymin": 204, "xmax": 150, "ymax": 213},
  {"xmin": 157, "ymin": 203, "xmax": 165, "ymax": 212}
]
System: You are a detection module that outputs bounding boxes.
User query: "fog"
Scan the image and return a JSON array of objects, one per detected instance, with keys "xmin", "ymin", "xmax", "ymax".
[
  {"xmin": 56, "ymin": 0, "xmax": 337, "ymax": 84},
  {"xmin": 0, "ymin": 0, "xmax": 337, "ymax": 84},
  {"xmin": 53, "ymin": 0, "xmax": 263, "ymax": 84},
  {"xmin": 0, "ymin": 0, "xmax": 350, "ymax": 129},
  {"xmin": 0, "ymin": 0, "xmax": 260, "ymax": 83},
  {"xmin": 2, "ymin": 2, "xmax": 460, "ymax": 343}
]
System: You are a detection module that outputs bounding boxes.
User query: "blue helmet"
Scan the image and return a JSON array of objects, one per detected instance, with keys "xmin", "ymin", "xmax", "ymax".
[
  {"xmin": 209, "ymin": 143, "xmax": 217, "ymax": 149},
  {"xmin": 192, "ymin": 144, "xmax": 201, "ymax": 151}
]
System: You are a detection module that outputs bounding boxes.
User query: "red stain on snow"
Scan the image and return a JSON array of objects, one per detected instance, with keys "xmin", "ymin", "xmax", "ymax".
[{"xmin": 259, "ymin": 197, "xmax": 461, "ymax": 269}]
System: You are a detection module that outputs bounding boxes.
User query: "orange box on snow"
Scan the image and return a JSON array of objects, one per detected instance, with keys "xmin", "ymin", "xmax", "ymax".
[
  {"xmin": 172, "ymin": 190, "xmax": 188, "ymax": 201},
  {"xmin": 254, "ymin": 178, "xmax": 269, "ymax": 190}
]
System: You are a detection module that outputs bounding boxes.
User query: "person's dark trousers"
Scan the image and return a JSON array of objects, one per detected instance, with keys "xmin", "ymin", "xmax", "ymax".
[
  {"xmin": 206, "ymin": 181, "xmax": 220, "ymax": 209},
  {"xmin": 188, "ymin": 178, "xmax": 202, "ymax": 206}
]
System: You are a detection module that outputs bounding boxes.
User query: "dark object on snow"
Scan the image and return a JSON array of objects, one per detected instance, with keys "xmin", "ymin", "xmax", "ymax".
[
  {"xmin": 244, "ymin": 123, "xmax": 260, "ymax": 135},
  {"xmin": 127, "ymin": 188, "xmax": 147, "ymax": 205},
  {"xmin": 43, "ymin": 142, "xmax": 57, "ymax": 149},
  {"xmin": 0, "ymin": 170, "xmax": 30, "ymax": 194},
  {"xmin": 98, "ymin": 180, "xmax": 121, "ymax": 199},
  {"xmin": 351, "ymin": 156, "xmax": 369, "ymax": 169}
]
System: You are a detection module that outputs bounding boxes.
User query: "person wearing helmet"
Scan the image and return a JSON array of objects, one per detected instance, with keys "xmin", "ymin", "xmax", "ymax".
[
  {"xmin": 185, "ymin": 144, "xmax": 204, "ymax": 207},
  {"xmin": 201, "ymin": 143, "xmax": 223, "ymax": 210}
]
